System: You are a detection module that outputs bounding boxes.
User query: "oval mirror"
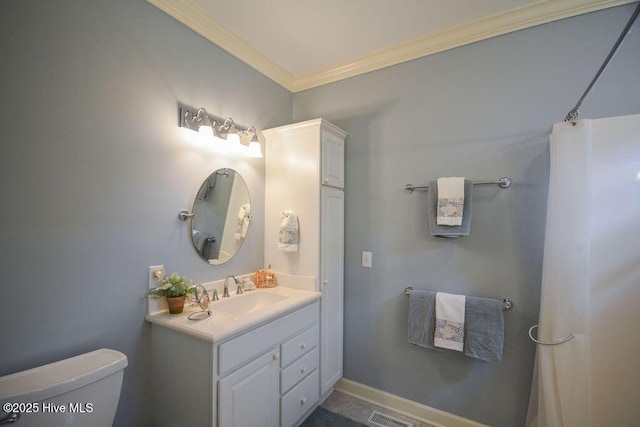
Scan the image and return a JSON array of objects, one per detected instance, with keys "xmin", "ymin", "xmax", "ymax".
[{"xmin": 191, "ymin": 168, "xmax": 251, "ymax": 265}]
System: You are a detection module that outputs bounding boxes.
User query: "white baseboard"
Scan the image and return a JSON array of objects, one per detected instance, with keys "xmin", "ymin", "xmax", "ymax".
[{"xmin": 335, "ymin": 378, "xmax": 488, "ymax": 427}]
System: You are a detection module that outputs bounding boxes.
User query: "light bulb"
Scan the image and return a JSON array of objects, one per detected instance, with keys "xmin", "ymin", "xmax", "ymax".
[
  {"xmin": 247, "ymin": 140, "xmax": 263, "ymax": 158},
  {"xmin": 226, "ymin": 132, "xmax": 241, "ymax": 145},
  {"xmin": 199, "ymin": 115, "xmax": 213, "ymax": 137}
]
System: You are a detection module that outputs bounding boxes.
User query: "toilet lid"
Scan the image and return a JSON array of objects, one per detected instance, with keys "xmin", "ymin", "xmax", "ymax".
[{"xmin": 0, "ymin": 348, "xmax": 127, "ymax": 403}]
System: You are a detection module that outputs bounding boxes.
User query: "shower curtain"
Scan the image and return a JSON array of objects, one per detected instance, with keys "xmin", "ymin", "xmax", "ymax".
[{"xmin": 526, "ymin": 114, "xmax": 640, "ymax": 427}]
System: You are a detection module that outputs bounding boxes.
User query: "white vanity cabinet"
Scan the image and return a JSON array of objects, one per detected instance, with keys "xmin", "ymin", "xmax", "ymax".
[
  {"xmin": 149, "ymin": 299, "xmax": 320, "ymax": 427},
  {"xmin": 263, "ymin": 118, "xmax": 347, "ymax": 398}
]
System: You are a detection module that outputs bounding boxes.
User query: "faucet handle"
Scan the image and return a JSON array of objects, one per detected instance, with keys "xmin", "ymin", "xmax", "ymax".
[
  {"xmin": 212, "ymin": 289, "xmax": 219, "ymax": 301},
  {"xmin": 236, "ymin": 281, "xmax": 244, "ymax": 295}
]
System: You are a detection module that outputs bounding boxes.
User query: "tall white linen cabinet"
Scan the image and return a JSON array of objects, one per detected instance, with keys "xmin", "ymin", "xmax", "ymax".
[{"xmin": 263, "ymin": 119, "xmax": 346, "ymax": 398}]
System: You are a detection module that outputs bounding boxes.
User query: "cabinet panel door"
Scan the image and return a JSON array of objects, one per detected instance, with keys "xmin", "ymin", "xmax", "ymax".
[
  {"xmin": 320, "ymin": 187, "xmax": 344, "ymax": 395},
  {"xmin": 218, "ymin": 350, "xmax": 279, "ymax": 427},
  {"xmin": 321, "ymin": 131, "xmax": 345, "ymax": 189}
]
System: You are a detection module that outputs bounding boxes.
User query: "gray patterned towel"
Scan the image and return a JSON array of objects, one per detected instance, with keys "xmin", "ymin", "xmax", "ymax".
[{"xmin": 407, "ymin": 289, "xmax": 436, "ymax": 348}]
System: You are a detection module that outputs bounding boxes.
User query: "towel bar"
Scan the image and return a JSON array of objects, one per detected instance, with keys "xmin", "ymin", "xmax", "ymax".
[
  {"xmin": 404, "ymin": 177, "xmax": 511, "ymax": 194},
  {"xmin": 404, "ymin": 286, "xmax": 513, "ymax": 310}
]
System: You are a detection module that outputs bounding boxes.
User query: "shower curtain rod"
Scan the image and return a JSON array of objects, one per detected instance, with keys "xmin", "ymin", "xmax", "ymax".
[{"xmin": 564, "ymin": 2, "xmax": 640, "ymax": 124}]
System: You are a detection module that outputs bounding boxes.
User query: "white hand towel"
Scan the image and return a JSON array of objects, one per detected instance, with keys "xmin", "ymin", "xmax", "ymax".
[
  {"xmin": 437, "ymin": 177, "xmax": 465, "ymax": 226},
  {"xmin": 434, "ymin": 292, "xmax": 466, "ymax": 352},
  {"xmin": 278, "ymin": 210, "xmax": 299, "ymax": 252},
  {"xmin": 234, "ymin": 204, "xmax": 250, "ymax": 240}
]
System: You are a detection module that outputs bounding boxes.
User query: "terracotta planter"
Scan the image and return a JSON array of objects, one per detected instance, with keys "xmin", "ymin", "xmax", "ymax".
[{"xmin": 166, "ymin": 296, "xmax": 186, "ymax": 314}]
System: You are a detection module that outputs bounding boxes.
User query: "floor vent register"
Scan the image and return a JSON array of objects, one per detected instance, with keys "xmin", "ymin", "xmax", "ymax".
[{"xmin": 368, "ymin": 410, "xmax": 413, "ymax": 427}]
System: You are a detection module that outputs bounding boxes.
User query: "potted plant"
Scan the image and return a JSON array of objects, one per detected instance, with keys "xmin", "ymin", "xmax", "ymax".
[{"xmin": 148, "ymin": 273, "xmax": 195, "ymax": 314}]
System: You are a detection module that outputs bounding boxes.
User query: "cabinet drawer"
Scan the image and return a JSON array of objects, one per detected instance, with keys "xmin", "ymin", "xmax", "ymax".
[
  {"xmin": 281, "ymin": 324, "xmax": 319, "ymax": 368},
  {"xmin": 218, "ymin": 301, "xmax": 319, "ymax": 375},
  {"xmin": 281, "ymin": 347, "xmax": 319, "ymax": 394},
  {"xmin": 280, "ymin": 369, "xmax": 319, "ymax": 427}
]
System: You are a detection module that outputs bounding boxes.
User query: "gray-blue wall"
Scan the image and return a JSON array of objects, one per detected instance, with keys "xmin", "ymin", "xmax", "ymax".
[
  {"xmin": 1, "ymin": 1, "xmax": 639, "ymax": 426},
  {"xmin": 292, "ymin": 5, "xmax": 640, "ymax": 426},
  {"xmin": 0, "ymin": 1, "xmax": 291, "ymax": 425}
]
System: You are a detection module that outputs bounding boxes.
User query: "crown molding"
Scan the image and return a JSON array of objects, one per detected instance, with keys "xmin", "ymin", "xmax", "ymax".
[
  {"xmin": 292, "ymin": 0, "xmax": 636, "ymax": 91},
  {"xmin": 147, "ymin": 0, "xmax": 636, "ymax": 93},
  {"xmin": 146, "ymin": 0, "xmax": 295, "ymax": 90}
]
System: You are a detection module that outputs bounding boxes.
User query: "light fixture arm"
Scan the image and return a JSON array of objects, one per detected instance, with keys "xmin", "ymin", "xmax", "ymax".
[
  {"xmin": 245, "ymin": 126, "xmax": 259, "ymax": 141},
  {"xmin": 216, "ymin": 118, "xmax": 237, "ymax": 136},
  {"xmin": 183, "ymin": 107, "xmax": 210, "ymax": 130}
]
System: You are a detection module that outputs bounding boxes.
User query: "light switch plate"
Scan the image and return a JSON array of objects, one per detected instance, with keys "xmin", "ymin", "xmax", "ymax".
[
  {"xmin": 149, "ymin": 265, "xmax": 164, "ymax": 289},
  {"xmin": 362, "ymin": 251, "xmax": 372, "ymax": 268}
]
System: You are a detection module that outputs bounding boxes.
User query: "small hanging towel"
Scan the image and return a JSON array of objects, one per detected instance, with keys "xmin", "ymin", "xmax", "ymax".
[
  {"xmin": 434, "ymin": 292, "xmax": 466, "ymax": 352},
  {"xmin": 428, "ymin": 179, "xmax": 473, "ymax": 237},
  {"xmin": 234, "ymin": 204, "xmax": 250, "ymax": 240},
  {"xmin": 278, "ymin": 210, "xmax": 299, "ymax": 252},
  {"xmin": 437, "ymin": 177, "xmax": 465, "ymax": 226}
]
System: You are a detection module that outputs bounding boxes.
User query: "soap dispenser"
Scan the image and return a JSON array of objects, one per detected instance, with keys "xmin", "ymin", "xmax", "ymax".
[
  {"xmin": 265, "ymin": 264, "xmax": 276, "ymax": 288},
  {"xmin": 256, "ymin": 266, "xmax": 265, "ymax": 288}
]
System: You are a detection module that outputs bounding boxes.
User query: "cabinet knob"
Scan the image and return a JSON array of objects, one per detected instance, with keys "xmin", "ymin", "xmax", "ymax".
[
  {"xmin": 300, "ymin": 397, "xmax": 308, "ymax": 405},
  {"xmin": 300, "ymin": 367, "xmax": 306, "ymax": 374},
  {"xmin": 300, "ymin": 342, "xmax": 306, "ymax": 349},
  {"xmin": 324, "ymin": 177, "xmax": 329, "ymax": 183},
  {"xmin": 272, "ymin": 352, "xmax": 280, "ymax": 361},
  {"xmin": 323, "ymin": 280, "xmax": 328, "ymax": 287}
]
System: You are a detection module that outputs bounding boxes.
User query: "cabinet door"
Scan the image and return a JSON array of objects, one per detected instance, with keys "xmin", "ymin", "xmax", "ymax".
[
  {"xmin": 218, "ymin": 350, "xmax": 280, "ymax": 427},
  {"xmin": 320, "ymin": 186, "xmax": 344, "ymax": 395},
  {"xmin": 321, "ymin": 130, "xmax": 345, "ymax": 189}
]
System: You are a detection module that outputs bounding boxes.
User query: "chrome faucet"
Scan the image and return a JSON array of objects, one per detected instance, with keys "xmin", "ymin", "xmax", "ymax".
[{"xmin": 223, "ymin": 275, "xmax": 241, "ymax": 297}]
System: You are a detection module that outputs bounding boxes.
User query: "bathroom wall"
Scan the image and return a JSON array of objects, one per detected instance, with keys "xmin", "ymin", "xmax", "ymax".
[
  {"xmin": 0, "ymin": 0, "xmax": 291, "ymax": 425},
  {"xmin": 293, "ymin": 5, "xmax": 640, "ymax": 427}
]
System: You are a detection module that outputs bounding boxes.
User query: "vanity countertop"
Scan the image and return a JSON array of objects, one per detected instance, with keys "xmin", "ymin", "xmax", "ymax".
[{"xmin": 145, "ymin": 286, "xmax": 321, "ymax": 343}]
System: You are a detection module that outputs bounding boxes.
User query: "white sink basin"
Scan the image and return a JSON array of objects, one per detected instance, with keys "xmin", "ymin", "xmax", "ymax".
[
  {"xmin": 213, "ymin": 291, "xmax": 288, "ymax": 316},
  {"xmin": 145, "ymin": 286, "xmax": 321, "ymax": 343}
]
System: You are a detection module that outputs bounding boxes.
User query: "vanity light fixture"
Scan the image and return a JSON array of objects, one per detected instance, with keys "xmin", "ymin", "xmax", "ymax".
[{"xmin": 179, "ymin": 103, "xmax": 262, "ymax": 158}]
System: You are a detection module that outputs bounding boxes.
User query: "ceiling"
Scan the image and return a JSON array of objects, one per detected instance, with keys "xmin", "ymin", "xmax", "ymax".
[{"xmin": 147, "ymin": 0, "xmax": 633, "ymax": 92}]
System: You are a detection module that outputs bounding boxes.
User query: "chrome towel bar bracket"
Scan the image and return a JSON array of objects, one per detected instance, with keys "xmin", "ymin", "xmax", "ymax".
[{"xmin": 404, "ymin": 286, "xmax": 512, "ymax": 310}]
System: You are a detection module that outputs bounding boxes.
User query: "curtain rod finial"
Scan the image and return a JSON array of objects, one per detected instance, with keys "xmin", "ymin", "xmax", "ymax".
[{"xmin": 564, "ymin": 108, "xmax": 579, "ymax": 126}]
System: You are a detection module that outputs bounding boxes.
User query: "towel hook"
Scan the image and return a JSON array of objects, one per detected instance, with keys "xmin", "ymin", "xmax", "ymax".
[{"xmin": 527, "ymin": 324, "xmax": 575, "ymax": 346}]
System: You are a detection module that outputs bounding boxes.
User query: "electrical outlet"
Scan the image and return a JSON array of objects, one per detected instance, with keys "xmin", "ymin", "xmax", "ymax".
[
  {"xmin": 149, "ymin": 265, "xmax": 164, "ymax": 289},
  {"xmin": 362, "ymin": 251, "xmax": 372, "ymax": 268}
]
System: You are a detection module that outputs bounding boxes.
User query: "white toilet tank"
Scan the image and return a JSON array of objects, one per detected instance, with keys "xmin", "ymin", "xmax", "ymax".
[{"xmin": 0, "ymin": 348, "xmax": 127, "ymax": 426}]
